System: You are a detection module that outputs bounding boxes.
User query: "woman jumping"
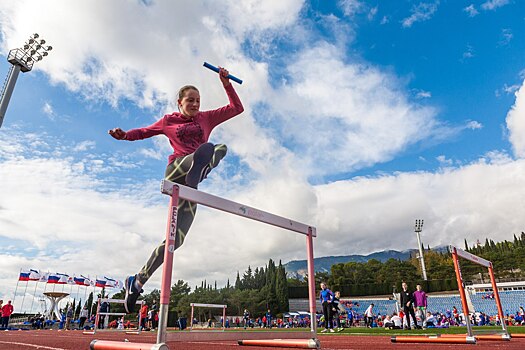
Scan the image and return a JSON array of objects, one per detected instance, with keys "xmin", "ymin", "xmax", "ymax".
[{"xmin": 109, "ymin": 67, "xmax": 244, "ymax": 313}]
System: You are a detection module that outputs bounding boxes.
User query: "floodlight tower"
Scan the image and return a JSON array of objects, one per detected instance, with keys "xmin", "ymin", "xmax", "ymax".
[
  {"xmin": 414, "ymin": 219, "xmax": 428, "ymax": 281},
  {"xmin": 0, "ymin": 33, "xmax": 52, "ymax": 128}
]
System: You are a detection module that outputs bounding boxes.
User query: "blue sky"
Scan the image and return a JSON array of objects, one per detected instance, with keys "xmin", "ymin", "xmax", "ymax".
[{"xmin": 0, "ymin": 0, "xmax": 524, "ymax": 311}]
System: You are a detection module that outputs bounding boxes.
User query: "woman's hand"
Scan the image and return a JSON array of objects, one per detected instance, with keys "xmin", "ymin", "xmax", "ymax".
[
  {"xmin": 108, "ymin": 128, "xmax": 127, "ymax": 140},
  {"xmin": 218, "ymin": 67, "xmax": 231, "ymax": 87}
]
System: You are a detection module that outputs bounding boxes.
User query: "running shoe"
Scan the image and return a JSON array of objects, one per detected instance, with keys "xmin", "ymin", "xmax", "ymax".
[{"xmin": 124, "ymin": 275, "xmax": 143, "ymax": 313}]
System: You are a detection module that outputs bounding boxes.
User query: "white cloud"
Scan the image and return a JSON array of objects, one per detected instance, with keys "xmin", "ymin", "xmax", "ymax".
[
  {"xmin": 401, "ymin": 1, "xmax": 439, "ymax": 28},
  {"xmin": 506, "ymin": 80, "xmax": 525, "ymax": 158},
  {"xmin": 466, "ymin": 120, "xmax": 483, "ymax": 130},
  {"xmin": 339, "ymin": 0, "xmax": 364, "ymax": 17},
  {"xmin": 499, "ymin": 28, "xmax": 513, "ymax": 46},
  {"xmin": 481, "ymin": 0, "xmax": 510, "ymax": 11},
  {"xmin": 464, "ymin": 4, "xmax": 479, "ymax": 17}
]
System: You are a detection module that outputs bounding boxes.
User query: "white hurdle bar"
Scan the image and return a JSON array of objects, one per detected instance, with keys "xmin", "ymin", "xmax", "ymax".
[{"xmin": 156, "ymin": 180, "xmax": 318, "ymax": 345}]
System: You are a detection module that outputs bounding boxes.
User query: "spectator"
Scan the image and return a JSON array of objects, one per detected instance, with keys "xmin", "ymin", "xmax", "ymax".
[
  {"xmin": 319, "ymin": 282, "xmax": 335, "ymax": 333},
  {"xmin": 452, "ymin": 306, "xmax": 460, "ymax": 326},
  {"xmin": 332, "ymin": 291, "xmax": 344, "ymax": 331},
  {"xmin": 243, "ymin": 309, "xmax": 250, "ymax": 330},
  {"xmin": 150, "ymin": 303, "xmax": 158, "ymax": 330},
  {"xmin": 425, "ymin": 311, "xmax": 437, "ymax": 328},
  {"xmin": 1, "ymin": 300, "xmax": 14, "ymax": 329},
  {"xmin": 364, "ymin": 303, "xmax": 374, "ymax": 328},
  {"xmin": 79, "ymin": 306, "xmax": 89, "ymax": 330},
  {"xmin": 391, "ymin": 312, "xmax": 403, "ymax": 329},
  {"xmin": 99, "ymin": 301, "xmax": 109, "ymax": 329},
  {"xmin": 265, "ymin": 309, "xmax": 272, "ymax": 328},
  {"xmin": 65, "ymin": 305, "xmax": 74, "ymax": 330},
  {"xmin": 413, "ymin": 284, "xmax": 427, "ymax": 315},
  {"xmin": 139, "ymin": 303, "xmax": 148, "ymax": 331},
  {"xmin": 400, "ymin": 282, "xmax": 420, "ymax": 330}
]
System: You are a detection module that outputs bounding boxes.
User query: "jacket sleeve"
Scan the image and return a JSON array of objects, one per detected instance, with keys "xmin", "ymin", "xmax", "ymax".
[
  {"xmin": 201, "ymin": 84, "xmax": 244, "ymax": 129},
  {"xmin": 124, "ymin": 116, "xmax": 166, "ymax": 140}
]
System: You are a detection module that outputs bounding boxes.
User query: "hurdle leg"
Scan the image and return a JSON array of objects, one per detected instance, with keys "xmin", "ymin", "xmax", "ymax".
[
  {"xmin": 157, "ymin": 185, "xmax": 180, "ymax": 344},
  {"xmin": 90, "ymin": 340, "xmax": 168, "ymax": 350},
  {"xmin": 391, "ymin": 335, "xmax": 476, "ymax": 344},
  {"xmin": 238, "ymin": 339, "xmax": 320, "ymax": 349}
]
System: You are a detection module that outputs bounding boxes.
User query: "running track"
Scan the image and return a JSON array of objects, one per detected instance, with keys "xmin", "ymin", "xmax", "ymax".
[{"xmin": 0, "ymin": 330, "xmax": 524, "ymax": 349}]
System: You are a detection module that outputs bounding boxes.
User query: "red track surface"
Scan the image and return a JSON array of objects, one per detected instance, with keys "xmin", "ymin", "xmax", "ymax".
[{"xmin": 0, "ymin": 330, "xmax": 524, "ymax": 349}]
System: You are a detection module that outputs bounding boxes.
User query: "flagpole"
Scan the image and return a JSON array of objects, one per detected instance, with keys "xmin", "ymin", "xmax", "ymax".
[
  {"xmin": 12, "ymin": 268, "xmax": 21, "ymax": 305},
  {"xmin": 90, "ymin": 275, "xmax": 97, "ymax": 318},
  {"xmin": 20, "ymin": 279, "xmax": 29, "ymax": 312},
  {"xmin": 29, "ymin": 279, "xmax": 39, "ymax": 315}
]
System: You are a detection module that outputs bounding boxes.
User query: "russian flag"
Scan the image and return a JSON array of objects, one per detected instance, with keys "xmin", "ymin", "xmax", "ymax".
[
  {"xmin": 95, "ymin": 278, "xmax": 107, "ymax": 288},
  {"xmin": 19, "ymin": 270, "xmax": 30, "ymax": 281},
  {"xmin": 47, "ymin": 275, "xmax": 60, "ymax": 284},
  {"xmin": 74, "ymin": 276, "xmax": 86, "ymax": 285}
]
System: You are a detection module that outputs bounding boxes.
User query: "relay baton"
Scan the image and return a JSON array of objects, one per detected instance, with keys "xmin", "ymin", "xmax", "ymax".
[{"xmin": 203, "ymin": 62, "xmax": 243, "ymax": 84}]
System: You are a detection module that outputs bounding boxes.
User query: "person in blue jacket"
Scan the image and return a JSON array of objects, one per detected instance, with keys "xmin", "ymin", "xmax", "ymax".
[{"xmin": 319, "ymin": 282, "xmax": 335, "ymax": 333}]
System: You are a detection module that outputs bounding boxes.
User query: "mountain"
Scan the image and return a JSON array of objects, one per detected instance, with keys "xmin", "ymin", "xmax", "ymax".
[{"xmin": 284, "ymin": 249, "xmax": 416, "ymax": 279}]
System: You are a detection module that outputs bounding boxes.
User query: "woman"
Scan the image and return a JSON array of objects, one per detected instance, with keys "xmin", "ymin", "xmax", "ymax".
[{"xmin": 109, "ymin": 67, "xmax": 244, "ymax": 313}]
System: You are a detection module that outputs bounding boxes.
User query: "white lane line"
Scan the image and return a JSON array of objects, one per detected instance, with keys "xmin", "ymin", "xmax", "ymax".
[{"xmin": 0, "ymin": 340, "xmax": 67, "ymax": 350}]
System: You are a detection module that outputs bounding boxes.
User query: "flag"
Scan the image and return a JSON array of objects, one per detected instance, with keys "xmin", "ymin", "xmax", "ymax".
[
  {"xmin": 19, "ymin": 269, "xmax": 30, "ymax": 281},
  {"xmin": 28, "ymin": 269, "xmax": 41, "ymax": 281},
  {"xmin": 104, "ymin": 276, "xmax": 123, "ymax": 289},
  {"xmin": 74, "ymin": 275, "xmax": 91, "ymax": 286},
  {"xmin": 39, "ymin": 272, "xmax": 49, "ymax": 283},
  {"xmin": 95, "ymin": 277, "xmax": 107, "ymax": 288},
  {"xmin": 47, "ymin": 273, "xmax": 69, "ymax": 284}
]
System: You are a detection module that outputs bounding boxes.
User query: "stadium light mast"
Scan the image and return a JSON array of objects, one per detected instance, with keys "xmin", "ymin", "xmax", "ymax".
[
  {"xmin": 414, "ymin": 219, "xmax": 428, "ymax": 281},
  {"xmin": 0, "ymin": 33, "xmax": 52, "ymax": 128}
]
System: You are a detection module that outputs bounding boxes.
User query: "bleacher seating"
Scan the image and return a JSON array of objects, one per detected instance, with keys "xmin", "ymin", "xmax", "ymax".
[{"xmin": 289, "ymin": 290, "xmax": 525, "ymax": 317}]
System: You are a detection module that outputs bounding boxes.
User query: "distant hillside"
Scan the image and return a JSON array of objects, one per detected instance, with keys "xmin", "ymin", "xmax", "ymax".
[{"xmin": 284, "ymin": 249, "xmax": 415, "ymax": 279}]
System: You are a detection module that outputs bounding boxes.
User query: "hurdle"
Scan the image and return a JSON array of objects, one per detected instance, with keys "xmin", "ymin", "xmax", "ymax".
[
  {"xmin": 90, "ymin": 180, "xmax": 319, "ymax": 349},
  {"xmin": 83, "ymin": 298, "xmax": 144, "ymax": 335},
  {"xmin": 391, "ymin": 245, "xmax": 510, "ymax": 344}
]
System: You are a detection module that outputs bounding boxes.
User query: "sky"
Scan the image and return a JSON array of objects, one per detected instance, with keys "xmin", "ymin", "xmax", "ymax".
[{"xmin": 0, "ymin": 0, "xmax": 524, "ymax": 312}]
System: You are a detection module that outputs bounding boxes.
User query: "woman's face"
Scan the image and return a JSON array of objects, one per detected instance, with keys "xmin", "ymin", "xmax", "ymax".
[
  {"xmin": 178, "ymin": 89, "xmax": 200, "ymax": 118},
  {"xmin": 320, "ymin": 283, "xmax": 326, "ymax": 290}
]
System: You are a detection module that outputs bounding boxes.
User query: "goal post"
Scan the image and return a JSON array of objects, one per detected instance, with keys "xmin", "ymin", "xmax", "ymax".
[
  {"xmin": 189, "ymin": 303, "xmax": 227, "ymax": 331},
  {"xmin": 450, "ymin": 245, "xmax": 509, "ymax": 339}
]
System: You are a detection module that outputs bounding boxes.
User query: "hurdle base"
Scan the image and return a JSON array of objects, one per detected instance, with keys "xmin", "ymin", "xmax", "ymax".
[
  {"xmin": 90, "ymin": 340, "xmax": 168, "ymax": 350},
  {"xmin": 391, "ymin": 335, "xmax": 476, "ymax": 344},
  {"xmin": 167, "ymin": 330, "xmax": 314, "ymax": 342},
  {"xmin": 238, "ymin": 338, "xmax": 320, "ymax": 349}
]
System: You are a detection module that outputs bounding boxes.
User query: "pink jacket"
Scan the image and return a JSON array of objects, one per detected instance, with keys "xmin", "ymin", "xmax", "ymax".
[{"xmin": 125, "ymin": 84, "xmax": 244, "ymax": 164}]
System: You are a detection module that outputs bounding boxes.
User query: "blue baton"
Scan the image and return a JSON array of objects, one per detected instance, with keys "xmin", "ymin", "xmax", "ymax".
[{"xmin": 203, "ymin": 62, "xmax": 243, "ymax": 85}]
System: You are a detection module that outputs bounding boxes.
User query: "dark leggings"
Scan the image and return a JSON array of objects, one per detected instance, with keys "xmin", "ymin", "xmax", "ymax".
[
  {"xmin": 137, "ymin": 144, "xmax": 227, "ymax": 285},
  {"xmin": 322, "ymin": 302, "xmax": 333, "ymax": 329}
]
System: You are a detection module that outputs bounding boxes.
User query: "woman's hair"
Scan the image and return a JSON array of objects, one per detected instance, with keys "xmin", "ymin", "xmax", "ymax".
[{"xmin": 178, "ymin": 85, "xmax": 199, "ymax": 100}]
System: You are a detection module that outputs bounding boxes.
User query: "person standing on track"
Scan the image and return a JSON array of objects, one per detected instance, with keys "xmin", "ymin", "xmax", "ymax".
[
  {"xmin": 109, "ymin": 67, "xmax": 244, "ymax": 313},
  {"xmin": 319, "ymin": 282, "xmax": 335, "ymax": 333},
  {"xmin": 400, "ymin": 282, "xmax": 420, "ymax": 330}
]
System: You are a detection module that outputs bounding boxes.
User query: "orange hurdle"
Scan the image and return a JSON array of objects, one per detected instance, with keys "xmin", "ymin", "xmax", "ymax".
[
  {"xmin": 391, "ymin": 335, "xmax": 476, "ymax": 344},
  {"xmin": 439, "ymin": 333, "xmax": 511, "ymax": 341},
  {"xmin": 89, "ymin": 340, "xmax": 168, "ymax": 350},
  {"xmin": 510, "ymin": 333, "xmax": 525, "ymax": 338},
  {"xmin": 238, "ymin": 338, "xmax": 321, "ymax": 349}
]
